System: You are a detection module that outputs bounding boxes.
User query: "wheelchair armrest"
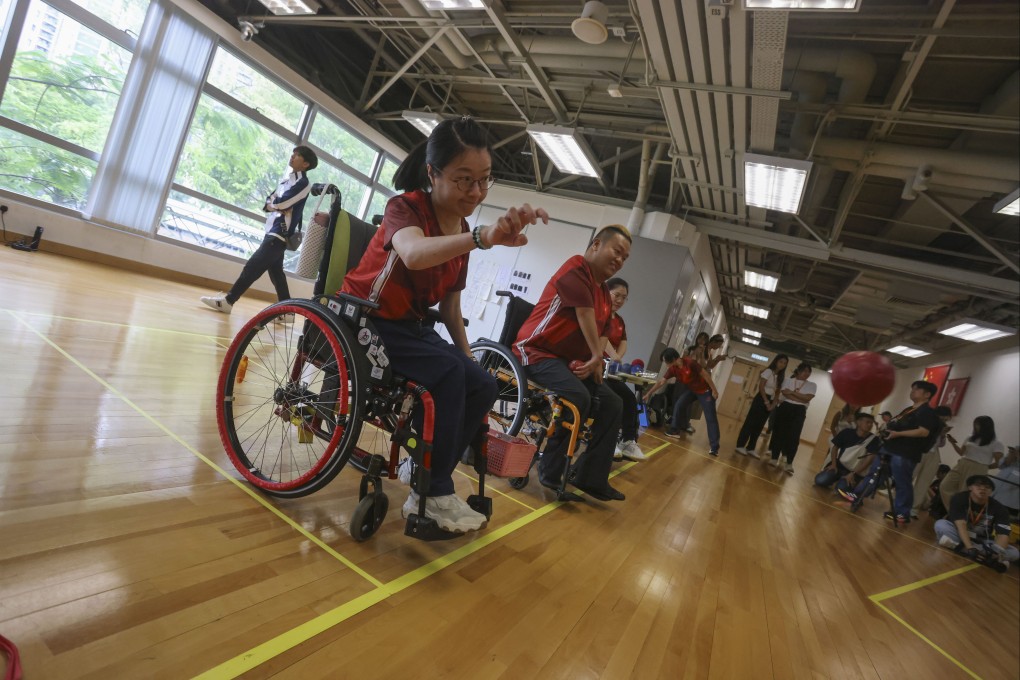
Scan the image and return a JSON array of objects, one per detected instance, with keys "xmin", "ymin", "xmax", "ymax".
[
  {"xmin": 338, "ymin": 292, "xmax": 380, "ymax": 310},
  {"xmin": 425, "ymin": 307, "xmax": 469, "ymax": 328}
]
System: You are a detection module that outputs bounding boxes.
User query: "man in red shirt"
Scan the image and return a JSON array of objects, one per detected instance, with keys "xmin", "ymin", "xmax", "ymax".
[
  {"xmin": 513, "ymin": 225, "xmax": 632, "ymax": 501},
  {"xmin": 642, "ymin": 347, "xmax": 721, "ymax": 456}
]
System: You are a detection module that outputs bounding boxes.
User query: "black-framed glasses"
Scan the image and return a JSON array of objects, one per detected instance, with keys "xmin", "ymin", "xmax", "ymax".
[{"xmin": 435, "ymin": 170, "xmax": 495, "ymax": 192}]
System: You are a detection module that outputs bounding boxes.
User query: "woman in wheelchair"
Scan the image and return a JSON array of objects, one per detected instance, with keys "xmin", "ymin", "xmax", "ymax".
[
  {"xmin": 512, "ymin": 225, "xmax": 632, "ymax": 502},
  {"xmin": 340, "ymin": 116, "xmax": 549, "ymax": 533}
]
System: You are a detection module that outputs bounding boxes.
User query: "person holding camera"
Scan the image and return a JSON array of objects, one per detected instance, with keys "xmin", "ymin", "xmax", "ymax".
[
  {"xmin": 935, "ymin": 474, "xmax": 1018, "ymax": 569},
  {"xmin": 838, "ymin": 380, "xmax": 941, "ymax": 524},
  {"xmin": 201, "ymin": 146, "xmax": 318, "ymax": 315}
]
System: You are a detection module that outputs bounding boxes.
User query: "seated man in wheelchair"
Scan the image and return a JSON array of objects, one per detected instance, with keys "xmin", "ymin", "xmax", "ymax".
[
  {"xmin": 512, "ymin": 225, "xmax": 631, "ymax": 502},
  {"xmin": 340, "ymin": 116, "xmax": 549, "ymax": 533}
]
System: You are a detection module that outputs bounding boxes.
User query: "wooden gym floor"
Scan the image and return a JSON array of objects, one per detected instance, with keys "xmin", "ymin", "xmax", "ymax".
[{"xmin": 1, "ymin": 246, "xmax": 1017, "ymax": 679}]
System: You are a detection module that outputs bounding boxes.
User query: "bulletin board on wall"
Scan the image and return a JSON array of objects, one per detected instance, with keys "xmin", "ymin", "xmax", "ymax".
[{"xmin": 438, "ymin": 204, "xmax": 595, "ymax": 344}]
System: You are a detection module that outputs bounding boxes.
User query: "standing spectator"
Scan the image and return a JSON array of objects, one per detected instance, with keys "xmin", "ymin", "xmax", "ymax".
[
  {"xmin": 341, "ymin": 117, "xmax": 548, "ymax": 532},
  {"xmin": 991, "ymin": 446, "xmax": 1019, "ymax": 518},
  {"xmin": 705, "ymin": 334, "xmax": 729, "ymax": 369},
  {"xmin": 201, "ymin": 146, "xmax": 318, "ymax": 314},
  {"xmin": 814, "ymin": 411, "xmax": 882, "ymax": 492},
  {"xmin": 602, "ymin": 278, "xmax": 646, "ymax": 462},
  {"xmin": 935, "ymin": 475, "xmax": 1019, "ymax": 568},
  {"xmin": 829, "ymin": 402, "xmax": 860, "ymax": 438},
  {"xmin": 642, "ymin": 348, "xmax": 721, "ymax": 456},
  {"xmin": 940, "ymin": 416, "xmax": 1006, "ymax": 508},
  {"xmin": 838, "ymin": 381, "xmax": 941, "ymax": 524},
  {"xmin": 734, "ymin": 354, "xmax": 788, "ymax": 458},
  {"xmin": 514, "ymin": 225, "xmax": 631, "ymax": 502},
  {"xmin": 911, "ymin": 405, "xmax": 953, "ymax": 518},
  {"xmin": 767, "ymin": 362, "xmax": 817, "ymax": 475}
]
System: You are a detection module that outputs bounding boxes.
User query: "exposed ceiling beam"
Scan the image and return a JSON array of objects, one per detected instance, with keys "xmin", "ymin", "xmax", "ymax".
[{"xmin": 916, "ymin": 192, "xmax": 1020, "ymax": 275}]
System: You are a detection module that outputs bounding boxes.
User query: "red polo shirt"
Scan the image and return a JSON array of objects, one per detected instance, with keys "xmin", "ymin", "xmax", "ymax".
[
  {"xmin": 513, "ymin": 255, "xmax": 611, "ymax": 365},
  {"xmin": 665, "ymin": 357, "xmax": 710, "ymax": 394},
  {"xmin": 605, "ymin": 313, "xmax": 627, "ymax": 351},
  {"xmin": 340, "ymin": 190, "xmax": 467, "ymax": 321}
]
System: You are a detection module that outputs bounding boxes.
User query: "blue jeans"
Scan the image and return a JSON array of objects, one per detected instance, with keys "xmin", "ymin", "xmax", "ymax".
[
  {"xmin": 853, "ymin": 448, "xmax": 918, "ymax": 517},
  {"xmin": 670, "ymin": 389, "xmax": 720, "ymax": 452},
  {"xmin": 814, "ymin": 463, "xmax": 850, "ymax": 488}
]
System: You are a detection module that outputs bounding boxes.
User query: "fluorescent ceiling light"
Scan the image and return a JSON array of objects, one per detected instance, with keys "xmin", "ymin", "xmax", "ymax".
[
  {"xmin": 885, "ymin": 345, "xmax": 930, "ymax": 359},
  {"xmin": 993, "ymin": 188, "xmax": 1020, "ymax": 216},
  {"xmin": 526, "ymin": 124, "xmax": 601, "ymax": 178},
  {"xmin": 743, "ymin": 0, "xmax": 860, "ymax": 9},
  {"xmin": 420, "ymin": 0, "xmax": 484, "ymax": 8},
  {"xmin": 256, "ymin": 0, "xmax": 320, "ymax": 14},
  {"xmin": 742, "ymin": 328, "xmax": 762, "ymax": 338},
  {"xmin": 751, "ymin": 353, "xmax": 769, "ymax": 362},
  {"xmin": 938, "ymin": 318, "xmax": 1016, "ymax": 343},
  {"xmin": 401, "ymin": 110, "xmax": 443, "ymax": 136},
  {"xmin": 742, "ymin": 336, "xmax": 761, "ymax": 346},
  {"xmin": 742, "ymin": 304, "xmax": 770, "ymax": 319},
  {"xmin": 744, "ymin": 266, "xmax": 779, "ymax": 292},
  {"xmin": 744, "ymin": 153, "xmax": 812, "ymax": 213}
]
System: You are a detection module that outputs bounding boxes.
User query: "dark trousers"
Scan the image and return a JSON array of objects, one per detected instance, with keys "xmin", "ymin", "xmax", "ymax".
[
  {"xmin": 769, "ymin": 402, "xmax": 807, "ymax": 462},
  {"xmin": 524, "ymin": 359, "xmax": 622, "ymax": 489},
  {"xmin": 670, "ymin": 389, "xmax": 720, "ymax": 452},
  {"xmin": 606, "ymin": 379, "xmax": 639, "ymax": 441},
  {"xmin": 736, "ymin": 394, "xmax": 771, "ymax": 450},
  {"xmin": 227, "ymin": 235, "xmax": 290, "ymax": 303},
  {"xmin": 373, "ymin": 319, "xmax": 497, "ymax": 496}
]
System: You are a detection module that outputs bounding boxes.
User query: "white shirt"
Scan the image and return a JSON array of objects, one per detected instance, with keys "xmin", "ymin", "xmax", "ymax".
[
  {"xmin": 961, "ymin": 438, "xmax": 1006, "ymax": 465},
  {"xmin": 779, "ymin": 376, "xmax": 816, "ymax": 407},
  {"xmin": 759, "ymin": 368, "xmax": 778, "ymax": 397}
]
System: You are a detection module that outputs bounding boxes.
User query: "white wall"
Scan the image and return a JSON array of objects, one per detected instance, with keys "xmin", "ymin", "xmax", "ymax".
[{"xmin": 876, "ymin": 342, "xmax": 1020, "ymax": 460}]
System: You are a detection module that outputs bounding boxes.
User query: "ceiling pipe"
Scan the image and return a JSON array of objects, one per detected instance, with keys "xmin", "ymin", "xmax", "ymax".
[
  {"xmin": 626, "ymin": 140, "xmax": 665, "ymax": 233},
  {"xmin": 811, "ymin": 138, "xmax": 1019, "ymax": 182},
  {"xmin": 393, "ymin": 0, "xmax": 470, "ymax": 69}
]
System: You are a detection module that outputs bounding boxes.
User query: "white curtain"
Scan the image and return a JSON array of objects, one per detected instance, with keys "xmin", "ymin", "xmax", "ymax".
[{"xmin": 84, "ymin": 0, "xmax": 215, "ymax": 233}]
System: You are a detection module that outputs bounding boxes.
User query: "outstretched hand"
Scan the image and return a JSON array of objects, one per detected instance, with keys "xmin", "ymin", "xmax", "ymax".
[{"xmin": 483, "ymin": 204, "xmax": 549, "ymax": 248}]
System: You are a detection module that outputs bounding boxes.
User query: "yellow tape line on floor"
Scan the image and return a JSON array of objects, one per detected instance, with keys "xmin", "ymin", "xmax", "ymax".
[
  {"xmin": 8, "ymin": 311, "xmax": 384, "ymax": 589},
  {"xmin": 868, "ymin": 563, "xmax": 983, "ymax": 680},
  {"xmin": 196, "ymin": 442, "xmax": 672, "ymax": 678}
]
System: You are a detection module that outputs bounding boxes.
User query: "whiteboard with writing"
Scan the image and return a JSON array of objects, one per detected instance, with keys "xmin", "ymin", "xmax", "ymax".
[{"xmin": 439, "ymin": 203, "xmax": 594, "ymax": 344}]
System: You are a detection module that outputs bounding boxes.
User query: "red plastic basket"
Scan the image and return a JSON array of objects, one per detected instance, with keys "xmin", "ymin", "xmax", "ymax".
[{"xmin": 486, "ymin": 431, "xmax": 535, "ymax": 478}]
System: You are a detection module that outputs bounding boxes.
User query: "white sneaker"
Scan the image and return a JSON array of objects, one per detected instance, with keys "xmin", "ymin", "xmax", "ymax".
[
  {"xmin": 401, "ymin": 491, "xmax": 486, "ymax": 533},
  {"xmin": 735, "ymin": 446, "xmax": 748, "ymax": 456},
  {"xmin": 783, "ymin": 462, "xmax": 795, "ymax": 475},
  {"xmin": 396, "ymin": 457, "xmax": 413, "ymax": 485},
  {"xmin": 938, "ymin": 534, "xmax": 959, "ymax": 550},
  {"xmin": 746, "ymin": 448, "xmax": 761, "ymax": 459},
  {"xmin": 768, "ymin": 458, "xmax": 780, "ymax": 468},
  {"xmin": 200, "ymin": 294, "xmax": 232, "ymax": 314},
  {"xmin": 621, "ymin": 441, "xmax": 646, "ymax": 461},
  {"xmin": 613, "ymin": 444, "xmax": 625, "ymax": 461}
]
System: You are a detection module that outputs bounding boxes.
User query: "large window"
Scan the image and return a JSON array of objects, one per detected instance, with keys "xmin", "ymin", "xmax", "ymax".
[{"xmin": 0, "ymin": 0, "xmax": 148, "ymax": 209}]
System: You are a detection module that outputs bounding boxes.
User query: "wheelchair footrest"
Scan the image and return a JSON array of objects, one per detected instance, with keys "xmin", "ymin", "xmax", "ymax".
[
  {"xmin": 467, "ymin": 494, "xmax": 492, "ymax": 519},
  {"xmin": 403, "ymin": 514, "xmax": 462, "ymax": 541}
]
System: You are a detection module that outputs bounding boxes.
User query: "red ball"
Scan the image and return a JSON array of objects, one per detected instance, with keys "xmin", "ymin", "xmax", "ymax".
[
  {"xmin": 569, "ymin": 360, "xmax": 585, "ymax": 371},
  {"xmin": 830, "ymin": 351, "xmax": 896, "ymax": 406}
]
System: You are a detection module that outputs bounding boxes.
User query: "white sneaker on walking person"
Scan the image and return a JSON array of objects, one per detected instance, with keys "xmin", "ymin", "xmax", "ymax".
[
  {"xmin": 783, "ymin": 461, "xmax": 795, "ymax": 475},
  {"xmin": 401, "ymin": 491, "xmax": 487, "ymax": 532},
  {"xmin": 734, "ymin": 446, "xmax": 748, "ymax": 456},
  {"xmin": 621, "ymin": 441, "xmax": 646, "ymax": 461},
  {"xmin": 768, "ymin": 458, "xmax": 781, "ymax": 468},
  {"xmin": 200, "ymin": 293, "xmax": 232, "ymax": 314},
  {"xmin": 746, "ymin": 448, "xmax": 761, "ymax": 459}
]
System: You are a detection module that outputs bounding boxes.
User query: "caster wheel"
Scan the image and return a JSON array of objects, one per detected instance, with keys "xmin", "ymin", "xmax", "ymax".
[
  {"xmin": 350, "ymin": 493, "xmax": 389, "ymax": 542},
  {"xmin": 508, "ymin": 475, "xmax": 529, "ymax": 490}
]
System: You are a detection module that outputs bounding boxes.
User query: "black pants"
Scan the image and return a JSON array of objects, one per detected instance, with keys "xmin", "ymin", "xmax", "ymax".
[
  {"xmin": 227, "ymin": 235, "xmax": 290, "ymax": 303},
  {"xmin": 606, "ymin": 379, "xmax": 639, "ymax": 442},
  {"xmin": 373, "ymin": 318, "xmax": 497, "ymax": 496},
  {"xmin": 769, "ymin": 402, "xmax": 807, "ymax": 463},
  {"xmin": 524, "ymin": 359, "xmax": 622, "ymax": 489},
  {"xmin": 736, "ymin": 394, "xmax": 771, "ymax": 450}
]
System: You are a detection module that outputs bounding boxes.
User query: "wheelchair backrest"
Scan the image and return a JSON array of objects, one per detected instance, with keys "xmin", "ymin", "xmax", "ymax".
[
  {"xmin": 497, "ymin": 294, "xmax": 536, "ymax": 347},
  {"xmin": 313, "ymin": 199, "xmax": 376, "ymax": 298}
]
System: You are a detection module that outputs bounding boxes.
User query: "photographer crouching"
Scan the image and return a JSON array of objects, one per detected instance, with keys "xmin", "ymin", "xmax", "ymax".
[
  {"xmin": 838, "ymin": 380, "xmax": 941, "ymax": 524},
  {"xmin": 935, "ymin": 474, "xmax": 1019, "ymax": 571}
]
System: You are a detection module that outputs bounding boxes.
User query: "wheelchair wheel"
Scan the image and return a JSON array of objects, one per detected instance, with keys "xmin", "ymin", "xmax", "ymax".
[
  {"xmin": 470, "ymin": 340, "xmax": 527, "ymax": 436},
  {"xmin": 508, "ymin": 476, "xmax": 529, "ymax": 490},
  {"xmin": 217, "ymin": 300, "xmax": 364, "ymax": 498},
  {"xmin": 350, "ymin": 492, "xmax": 388, "ymax": 542}
]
